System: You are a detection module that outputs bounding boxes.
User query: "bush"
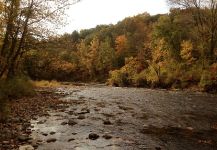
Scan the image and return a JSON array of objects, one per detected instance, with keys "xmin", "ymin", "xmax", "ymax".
[
  {"xmin": 107, "ymin": 70, "xmax": 129, "ymax": 86},
  {"xmin": 199, "ymin": 66, "xmax": 217, "ymax": 92},
  {"xmin": 1, "ymin": 76, "xmax": 35, "ymax": 99},
  {"xmin": 0, "ymin": 76, "xmax": 35, "ymax": 120},
  {"xmin": 132, "ymin": 71, "xmax": 148, "ymax": 87},
  {"xmin": 145, "ymin": 66, "xmax": 160, "ymax": 88},
  {"xmin": 0, "ymin": 98, "xmax": 9, "ymax": 121}
]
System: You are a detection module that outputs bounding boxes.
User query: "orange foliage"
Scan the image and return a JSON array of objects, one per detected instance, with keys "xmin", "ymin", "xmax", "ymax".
[{"xmin": 115, "ymin": 35, "xmax": 127, "ymax": 55}]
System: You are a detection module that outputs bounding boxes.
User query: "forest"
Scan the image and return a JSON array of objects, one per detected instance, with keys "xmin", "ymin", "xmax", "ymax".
[
  {"xmin": 23, "ymin": 7, "xmax": 217, "ymax": 91},
  {"xmin": 0, "ymin": 0, "xmax": 217, "ymax": 149}
]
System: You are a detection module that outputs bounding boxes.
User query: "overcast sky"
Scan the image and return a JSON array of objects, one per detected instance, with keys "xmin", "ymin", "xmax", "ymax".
[{"xmin": 59, "ymin": 0, "xmax": 169, "ymax": 33}]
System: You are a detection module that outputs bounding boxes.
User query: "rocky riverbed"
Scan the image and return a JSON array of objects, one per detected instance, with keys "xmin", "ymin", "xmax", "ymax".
[{"xmin": 1, "ymin": 84, "xmax": 217, "ymax": 150}]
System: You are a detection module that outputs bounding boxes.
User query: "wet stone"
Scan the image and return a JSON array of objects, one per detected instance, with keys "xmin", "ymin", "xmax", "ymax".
[
  {"xmin": 77, "ymin": 115, "xmax": 85, "ymax": 120},
  {"xmin": 103, "ymin": 120, "xmax": 112, "ymax": 125},
  {"xmin": 68, "ymin": 119, "xmax": 77, "ymax": 126},
  {"xmin": 2, "ymin": 141, "xmax": 10, "ymax": 144},
  {"xmin": 19, "ymin": 145, "xmax": 34, "ymax": 150},
  {"xmin": 155, "ymin": 147, "xmax": 161, "ymax": 150},
  {"xmin": 47, "ymin": 138, "xmax": 57, "ymax": 143},
  {"xmin": 42, "ymin": 133, "xmax": 48, "ymax": 136},
  {"xmin": 102, "ymin": 134, "xmax": 112, "ymax": 140},
  {"xmin": 18, "ymin": 135, "xmax": 30, "ymax": 142},
  {"xmin": 68, "ymin": 138, "xmax": 75, "ymax": 142},
  {"xmin": 67, "ymin": 111, "xmax": 74, "ymax": 115},
  {"xmin": 50, "ymin": 131, "xmax": 56, "ymax": 135},
  {"xmin": 61, "ymin": 121, "xmax": 68, "ymax": 125},
  {"xmin": 88, "ymin": 133, "xmax": 99, "ymax": 140},
  {"xmin": 37, "ymin": 120, "xmax": 45, "ymax": 124}
]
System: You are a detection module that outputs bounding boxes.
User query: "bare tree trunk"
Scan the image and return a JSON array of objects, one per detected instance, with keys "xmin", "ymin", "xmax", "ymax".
[{"xmin": 7, "ymin": 0, "xmax": 33, "ymax": 78}]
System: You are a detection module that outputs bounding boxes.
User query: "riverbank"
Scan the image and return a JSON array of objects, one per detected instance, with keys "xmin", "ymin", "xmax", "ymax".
[
  {"xmin": 0, "ymin": 87, "xmax": 68, "ymax": 149},
  {"xmin": 1, "ymin": 84, "xmax": 217, "ymax": 150}
]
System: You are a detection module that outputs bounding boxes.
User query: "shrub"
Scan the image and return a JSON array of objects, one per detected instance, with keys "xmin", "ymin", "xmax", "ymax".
[
  {"xmin": 0, "ymin": 98, "xmax": 9, "ymax": 121},
  {"xmin": 132, "ymin": 71, "xmax": 148, "ymax": 87},
  {"xmin": 199, "ymin": 65, "xmax": 217, "ymax": 92},
  {"xmin": 107, "ymin": 70, "xmax": 129, "ymax": 86},
  {"xmin": 2, "ymin": 76, "xmax": 35, "ymax": 99},
  {"xmin": 0, "ymin": 76, "xmax": 35, "ymax": 121},
  {"xmin": 145, "ymin": 66, "xmax": 160, "ymax": 88}
]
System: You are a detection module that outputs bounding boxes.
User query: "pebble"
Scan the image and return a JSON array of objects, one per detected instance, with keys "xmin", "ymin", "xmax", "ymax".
[
  {"xmin": 103, "ymin": 120, "xmax": 112, "ymax": 125},
  {"xmin": 2, "ymin": 141, "xmax": 10, "ymax": 144},
  {"xmin": 186, "ymin": 127, "xmax": 194, "ymax": 131},
  {"xmin": 50, "ymin": 131, "xmax": 56, "ymax": 135},
  {"xmin": 18, "ymin": 135, "xmax": 30, "ymax": 142},
  {"xmin": 155, "ymin": 147, "xmax": 161, "ymax": 150},
  {"xmin": 68, "ymin": 138, "xmax": 75, "ymax": 142},
  {"xmin": 68, "ymin": 119, "xmax": 77, "ymax": 126},
  {"xmin": 102, "ymin": 134, "xmax": 112, "ymax": 140},
  {"xmin": 61, "ymin": 121, "xmax": 68, "ymax": 125},
  {"xmin": 88, "ymin": 133, "xmax": 99, "ymax": 140},
  {"xmin": 77, "ymin": 115, "xmax": 85, "ymax": 120},
  {"xmin": 42, "ymin": 133, "xmax": 48, "ymax": 136},
  {"xmin": 46, "ymin": 138, "xmax": 57, "ymax": 143},
  {"xmin": 19, "ymin": 145, "xmax": 34, "ymax": 150}
]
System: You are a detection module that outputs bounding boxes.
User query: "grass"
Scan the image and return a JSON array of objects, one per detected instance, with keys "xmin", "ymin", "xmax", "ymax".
[{"xmin": 32, "ymin": 80, "xmax": 60, "ymax": 88}]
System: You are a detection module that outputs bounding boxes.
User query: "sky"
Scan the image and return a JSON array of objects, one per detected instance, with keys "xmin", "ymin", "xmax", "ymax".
[{"xmin": 59, "ymin": 0, "xmax": 169, "ymax": 33}]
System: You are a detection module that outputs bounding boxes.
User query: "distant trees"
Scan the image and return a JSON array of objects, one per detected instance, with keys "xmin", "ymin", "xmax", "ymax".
[
  {"xmin": 21, "ymin": 9, "xmax": 216, "ymax": 91},
  {"xmin": 168, "ymin": 0, "xmax": 217, "ymax": 62},
  {"xmin": 0, "ymin": 0, "xmax": 80, "ymax": 79}
]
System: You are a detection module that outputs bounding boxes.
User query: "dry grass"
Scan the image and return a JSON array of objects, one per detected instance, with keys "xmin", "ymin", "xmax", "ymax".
[{"xmin": 32, "ymin": 80, "xmax": 60, "ymax": 88}]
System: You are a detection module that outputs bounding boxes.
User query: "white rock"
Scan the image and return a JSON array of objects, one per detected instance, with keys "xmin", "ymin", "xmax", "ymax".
[{"xmin": 19, "ymin": 145, "xmax": 34, "ymax": 150}]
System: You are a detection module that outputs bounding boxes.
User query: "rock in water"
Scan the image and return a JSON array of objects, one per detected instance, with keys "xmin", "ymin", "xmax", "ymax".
[
  {"xmin": 18, "ymin": 135, "xmax": 30, "ymax": 142},
  {"xmin": 46, "ymin": 138, "xmax": 57, "ymax": 143},
  {"xmin": 68, "ymin": 138, "xmax": 75, "ymax": 142},
  {"xmin": 103, "ymin": 120, "xmax": 112, "ymax": 125},
  {"xmin": 19, "ymin": 145, "xmax": 34, "ymax": 150},
  {"xmin": 77, "ymin": 115, "xmax": 85, "ymax": 120},
  {"xmin": 88, "ymin": 133, "xmax": 99, "ymax": 140},
  {"xmin": 102, "ymin": 134, "xmax": 112, "ymax": 140},
  {"xmin": 68, "ymin": 119, "xmax": 77, "ymax": 126}
]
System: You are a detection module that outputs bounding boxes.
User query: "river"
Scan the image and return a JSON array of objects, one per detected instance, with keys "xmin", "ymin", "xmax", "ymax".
[{"xmin": 30, "ymin": 84, "xmax": 217, "ymax": 150}]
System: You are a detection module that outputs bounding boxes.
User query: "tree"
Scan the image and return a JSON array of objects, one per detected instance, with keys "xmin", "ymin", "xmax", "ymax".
[
  {"xmin": 167, "ymin": 0, "xmax": 217, "ymax": 62},
  {"xmin": 115, "ymin": 35, "xmax": 127, "ymax": 55},
  {"xmin": 180, "ymin": 40, "xmax": 195, "ymax": 64},
  {"xmin": 0, "ymin": 0, "xmax": 80, "ymax": 79},
  {"xmin": 97, "ymin": 37, "xmax": 115, "ymax": 74}
]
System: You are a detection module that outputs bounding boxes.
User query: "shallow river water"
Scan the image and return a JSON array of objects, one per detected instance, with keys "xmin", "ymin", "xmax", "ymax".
[{"xmin": 30, "ymin": 84, "xmax": 217, "ymax": 150}]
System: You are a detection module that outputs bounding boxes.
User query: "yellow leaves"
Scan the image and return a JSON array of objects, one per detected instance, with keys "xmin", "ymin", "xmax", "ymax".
[
  {"xmin": 180, "ymin": 40, "xmax": 195, "ymax": 64},
  {"xmin": 123, "ymin": 57, "xmax": 141, "ymax": 74},
  {"xmin": 115, "ymin": 35, "xmax": 127, "ymax": 55},
  {"xmin": 152, "ymin": 39, "xmax": 168, "ymax": 64},
  {"xmin": 50, "ymin": 60, "xmax": 75, "ymax": 73}
]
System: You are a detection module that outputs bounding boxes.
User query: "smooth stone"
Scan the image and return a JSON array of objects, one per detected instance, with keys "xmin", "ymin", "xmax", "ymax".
[
  {"xmin": 77, "ymin": 115, "xmax": 85, "ymax": 120},
  {"xmin": 50, "ymin": 131, "xmax": 56, "ymax": 135},
  {"xmin": 102, "ymin": 134, "xmax": 112, "ymax": 140},
  {"xmin": 68, "ymin": 119, "xmax": 77, "ymax": 126},
  {"xmin": 42, "ymin": 133, "xmax": 48, "ymax": 136},
  {"xmin": 18, "ymin": 135, "xmax": 30, "ymax": 142},
  {"xmin": 103, "ymin": 120, "xmax": 112, "ymax": 125},
  {"xmin": 61, "ymin": 121, "xmax": 68, "ymax": 125},
  {"xmin": 19, "ymin": 145, "xmax": 34, "ymax": 150},
  {"xmin": 88, "ymin": 133, "xmax": 99, "ymax": 140},
  {"xmin": 46, "ymin": 138, "xmax": 57, "ymax": 143},
  {"xmin": 2, "ymin": 141, "xmax": 10, "ymax": 144},
  {"xmin": 68, "ymin": 138, "xmax": 75, "ymax": 142}
]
